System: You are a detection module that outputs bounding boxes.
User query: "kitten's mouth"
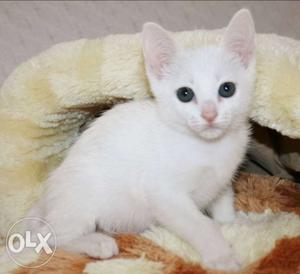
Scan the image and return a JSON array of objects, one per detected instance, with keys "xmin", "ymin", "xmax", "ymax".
[
  {"xmin": 204, "ymin": 123, "xmax": 217, "ymax": 129},
  {"xmin": 201, "ymin": 121, "xmax": 223, "ymax": 130},
  {"xmin": 203, "ymin": 125, "xmax": 222, "ymax": 133},
  {"xmin": 199, "ymin": 126, "xmax": 224, "ymax": 140},
  {"xmin": 188, "ymin": 121, "xmax": 225, "ymax": 140}
]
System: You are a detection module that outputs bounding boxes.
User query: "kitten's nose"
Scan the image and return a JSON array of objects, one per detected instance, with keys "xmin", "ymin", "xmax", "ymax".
[{"xmin": 201, "ymin": 101, "xmax": 218, "ymax": 123}]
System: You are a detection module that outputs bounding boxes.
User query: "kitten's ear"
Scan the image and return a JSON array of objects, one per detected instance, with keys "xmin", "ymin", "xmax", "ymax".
[
  {"xmin": 142, "ymin": 22, "xmax": 177, "ymax": 79},
  {"xmin": 222, "ymin": 9, "xmax": 255, "ymax": 68}
]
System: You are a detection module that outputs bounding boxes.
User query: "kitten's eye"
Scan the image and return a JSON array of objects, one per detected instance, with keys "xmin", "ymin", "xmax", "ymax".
[
  {"xmin": 176, "ymin": 87, "xmax": 194, "ymax": 103},
  {"xmin": 218, "ymin": 82, "xmax": 236, "ymax": 98}
]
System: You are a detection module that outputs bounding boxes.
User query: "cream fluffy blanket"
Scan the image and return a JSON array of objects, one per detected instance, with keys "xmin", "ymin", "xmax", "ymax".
[{"xmin": 0, "ymin": 29, "xmax": 300, "ymax": 273}]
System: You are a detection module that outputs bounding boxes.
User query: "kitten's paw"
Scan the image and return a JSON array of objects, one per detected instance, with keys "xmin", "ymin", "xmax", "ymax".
[
  {"xmin": 64, "ymin": 233, "xmax": 119, "ymax": 259},
  {"xmin": 234, "ymin": 215, "xmax": 253, "ymax": 226},
  {"xmin": 85, "ymin": 234, "xmax": 119, "ymax": 259},
  {"xmin": 201, "ymin": 242, "xmax": 242, "ymax": 272},
  {"xmin": 213, "ymin": 210, "xmax": 236, "ymax": 224},
  {"xmin": 203, "ymin": 254, "xmax": 241, "ymax": 272}
]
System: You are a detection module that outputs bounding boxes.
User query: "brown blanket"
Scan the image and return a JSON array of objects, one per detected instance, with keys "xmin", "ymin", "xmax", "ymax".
[{"xmin": 7, "ymin": 173, "xmax": 300, "ymax": 274}]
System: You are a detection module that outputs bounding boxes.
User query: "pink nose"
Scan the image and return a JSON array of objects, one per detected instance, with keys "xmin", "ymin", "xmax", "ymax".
[
  {"xmin": 201, "ymin": 102, "xmax": 218, "ymax": 123},
  {"xmin": 202, "ymin": 110, "xmax": 218, "ymax": 123}
]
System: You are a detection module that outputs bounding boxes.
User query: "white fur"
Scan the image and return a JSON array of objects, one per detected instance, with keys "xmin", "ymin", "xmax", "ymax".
[{"xmin": 28, "ymin": 9, "xmax": 256, "ymax": 272}]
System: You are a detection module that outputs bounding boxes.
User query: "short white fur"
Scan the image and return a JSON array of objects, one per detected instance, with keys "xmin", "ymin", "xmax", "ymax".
[{"xmin": 28, "ymin": 9, "xmax": 256, "ymax": 272}]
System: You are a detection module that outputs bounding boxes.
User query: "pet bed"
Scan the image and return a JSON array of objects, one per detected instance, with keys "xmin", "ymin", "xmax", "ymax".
[{"xmin": 0, "ymin": 28, "xmax": 300, "ymax": 273}]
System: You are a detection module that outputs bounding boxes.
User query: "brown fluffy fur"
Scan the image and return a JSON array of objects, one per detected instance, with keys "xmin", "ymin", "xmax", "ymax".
[
  {"xmin": 234, "ymin": 173, "xmax": 300, "ymax": 215},
  {"xmin": 12, "ymin": 173, "xmax": 300, "ymax": 274}
]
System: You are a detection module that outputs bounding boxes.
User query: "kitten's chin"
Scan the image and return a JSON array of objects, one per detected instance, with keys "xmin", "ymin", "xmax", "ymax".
[{"xmin": 192, "ymin": 126, "xmax": 225, "ymax": 140}]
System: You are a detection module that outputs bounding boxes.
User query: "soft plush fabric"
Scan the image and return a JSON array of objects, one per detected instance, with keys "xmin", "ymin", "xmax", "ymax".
[
  {"xmin": 243, "ymin": 122, "xmax": 300, "ymax": 181},
  {"xmin": 0, "ymin": 29, "xmax": 300, "ymax": 273},
  {"xmin": 1, "ymin": 173, "xmax": 300, "ymax": 274}
]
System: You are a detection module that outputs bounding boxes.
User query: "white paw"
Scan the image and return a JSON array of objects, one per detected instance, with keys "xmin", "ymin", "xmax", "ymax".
[
  {"xmin": 234, "ymin": 214, "xmax": 253, "ymax": 226},
  {"xmin": 85, "ymin": 234, "xmax": 119, "ymax": 259},
  {"xmin": 203, "ymin": 253, "xmax": 241, "ymax": 272},
  {"xmin": 200, "ymin": 240, "xmax": 242, "ymax": 272},
  {"xmin": 213, "ymin": 211, "xmax": 236, "ymax": 224}
]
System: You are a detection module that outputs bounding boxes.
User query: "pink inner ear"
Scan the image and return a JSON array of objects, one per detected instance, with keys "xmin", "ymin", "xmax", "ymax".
[
  {"xmin": 227, "ymin": 36, "xmax": 254, "ymax": 68},
  {"xmin": 240, "ymin": 49, "xmax": 253, "ymax": 68},
  {"xmin": 223, "ymin": 10, "xmax": 255, "ymax": 68},
  {"xmin": 142, "ymin": 23, "xmax": 176, "ymax": 79},
  {"xmin": 151, "ymin": 51, "xmax": 175, "ymax": 79}
]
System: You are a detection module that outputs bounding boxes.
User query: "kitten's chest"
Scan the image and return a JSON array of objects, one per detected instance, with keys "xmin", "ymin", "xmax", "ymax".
[{"xmin": 153, "ymin": 132, "xmax": 244, "ymax": 201}]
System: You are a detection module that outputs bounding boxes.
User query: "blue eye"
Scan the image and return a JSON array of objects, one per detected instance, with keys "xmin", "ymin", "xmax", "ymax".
[
  {"xmin": 218, "ymin": 82, "xmax": 236, "ymax": 98},
  {"xmin": 176, "ymin": 87, "xmax": 194, "ymax": 102}
]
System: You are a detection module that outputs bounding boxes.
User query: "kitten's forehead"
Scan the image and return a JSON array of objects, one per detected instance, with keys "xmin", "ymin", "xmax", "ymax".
[{"xmin": 178, "ymin": 46, "xmax": 243, "ymax": 82}]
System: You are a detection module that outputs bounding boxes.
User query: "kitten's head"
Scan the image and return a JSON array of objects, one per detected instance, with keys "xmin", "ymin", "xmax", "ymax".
[{"xmin": 142, "ymin": 9, "xmax": 256, "ymax": 140}]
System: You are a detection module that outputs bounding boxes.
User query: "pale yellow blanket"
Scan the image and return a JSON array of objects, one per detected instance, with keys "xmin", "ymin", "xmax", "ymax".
[{"xmin": 0, "ymin": 29, "xmax": 300, "ymax": 241}]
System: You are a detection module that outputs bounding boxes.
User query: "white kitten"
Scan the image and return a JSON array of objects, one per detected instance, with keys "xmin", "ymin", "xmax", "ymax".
[{"xmin": 28, "ymin": 9, "xmax": 255, "ymax": 271}]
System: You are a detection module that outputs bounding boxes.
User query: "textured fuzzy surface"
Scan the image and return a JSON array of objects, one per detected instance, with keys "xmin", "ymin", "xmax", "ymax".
[
  {"xmin": 1, "ymin": 173, "xmax": 299, "ymax": 274},
  {"xmin": 0, "ymin": 29, "xmax": 300, "ymax": 273},
  {"xmin": 1, "ymin": 30, "xmax": 300, "ymax": 239}
]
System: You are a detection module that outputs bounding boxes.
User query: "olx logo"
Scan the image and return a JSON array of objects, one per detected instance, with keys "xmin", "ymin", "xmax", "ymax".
[
  {"xmin": 6, "ymin": 217, "xmax": 56, "ymax": 268},
  {"xmin": 7, "ymin": 231, "xmax": 53, "ymax": 254}
]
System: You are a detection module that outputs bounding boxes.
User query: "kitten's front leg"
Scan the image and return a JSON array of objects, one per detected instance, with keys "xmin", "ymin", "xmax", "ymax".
[
  {"xmin": 151, "ymin": 192, "xmax": 241, "ymax": 272},
  {"xmin": 209, "ymin": 186, "xmax": 236, "ymax": 223}
]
